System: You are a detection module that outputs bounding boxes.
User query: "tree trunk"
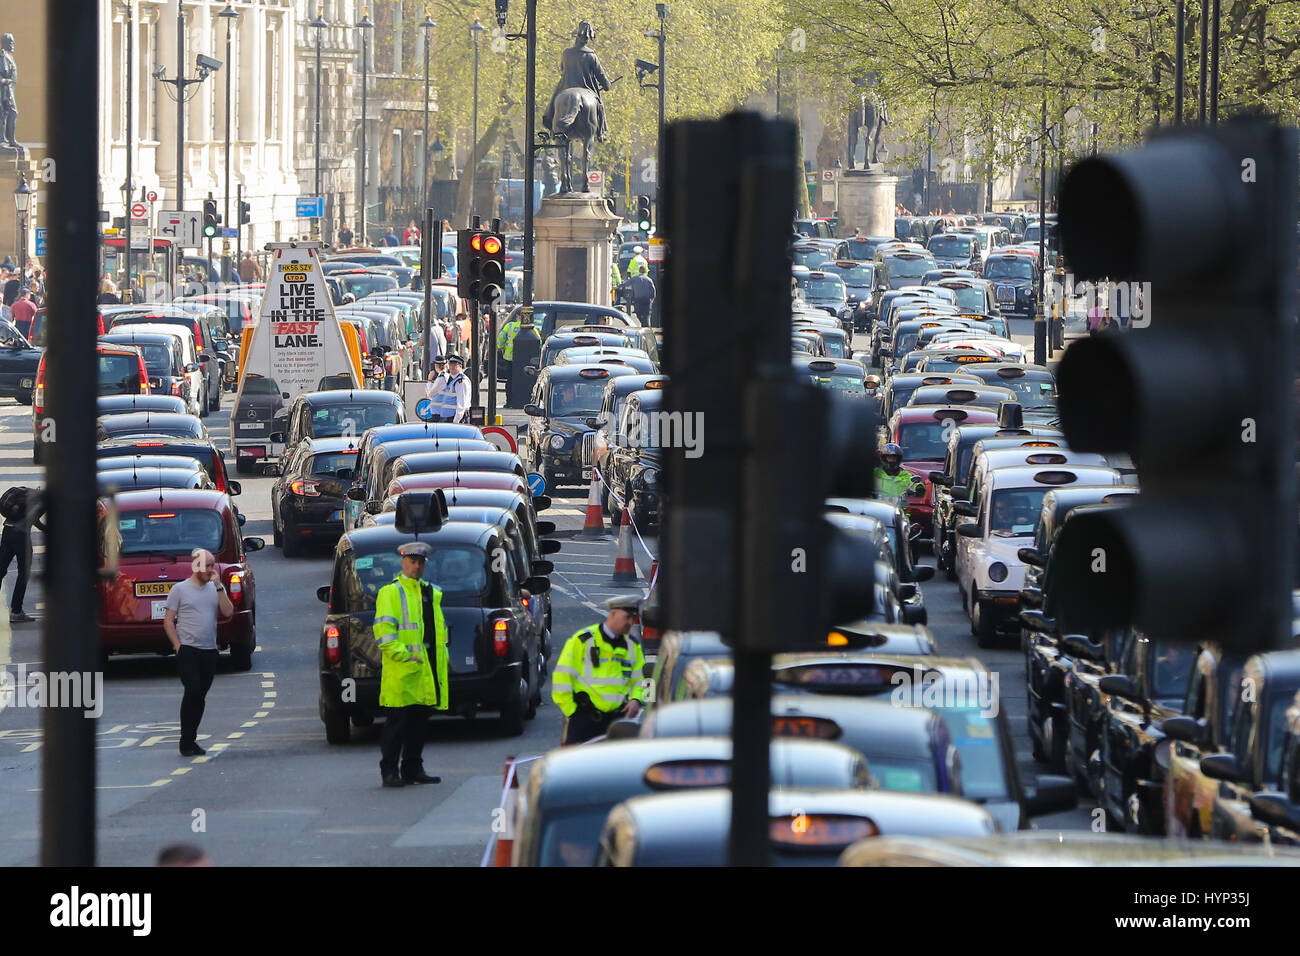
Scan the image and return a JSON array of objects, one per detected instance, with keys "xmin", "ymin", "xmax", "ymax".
[{"xmin": 454, "ymin": 116, "xmax": 503, "ymax": 228}]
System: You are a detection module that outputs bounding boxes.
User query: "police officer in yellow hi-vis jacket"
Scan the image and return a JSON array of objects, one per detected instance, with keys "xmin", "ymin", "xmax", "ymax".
[
  {"xmin": 373, "ymin": 540, "xmax": 450, "ymax": 787},
  {"xmin": 551, "ymin": 595, "xmax": 647, "ymax": 745}
]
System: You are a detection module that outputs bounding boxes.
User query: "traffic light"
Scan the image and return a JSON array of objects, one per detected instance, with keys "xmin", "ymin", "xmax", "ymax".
[
  {"xmin": 478, "ymin": 231, "xmax": 505, "ymax": 307},
  {"xmin": 238, "ymin": 200, "xmax": 251, "ymax": 225},
  {"xmin": 202, "ymin": 198, "xmax": 220, "ymax": 238},
  {"xmin": 1048, "ymin": 119, "xmax": 1297, "ymax": 654},
  {"xmin": 457, "ymin": 228, "xmax": 485, "ymax": 299},
  {"xmin": 635, "ymin": 194, "xmax": 652, "ymax": 232}
]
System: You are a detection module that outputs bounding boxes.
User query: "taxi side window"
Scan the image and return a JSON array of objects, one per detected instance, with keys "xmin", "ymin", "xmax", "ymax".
[
  {"xmin": 1229, "ymin": 691, "xmax": 1255, "ymax": 764},
  {"xmin": 1185, "ymin": 667, "xmax": 1208, "ymax": 720}
]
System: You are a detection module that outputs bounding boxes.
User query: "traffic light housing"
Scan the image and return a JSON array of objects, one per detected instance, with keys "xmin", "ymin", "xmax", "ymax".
[
  {"xmin": 635, "ymin": 194, "xmax": 652, "ymax": 232},
  {"xmin": 238, "ymin": 200, "xmax": 251, "ymax": 225},
  {"xmin": 457, "ymin": 228, "xmax": 484, "ymax": 299},
  {"xmin": 1049, "ymin": 120, "xmax": 1296, "ymax": 654},
  {"xmin": 478, "ymin": 231, "xmax": 505, "ymax": 307},
  {"xmin": 202, "ymin": 198, "xmax": 220, "ymax": 238}
]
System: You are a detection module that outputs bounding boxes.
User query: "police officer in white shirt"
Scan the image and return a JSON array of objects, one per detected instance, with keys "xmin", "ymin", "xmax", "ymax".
[
  {"xmin": 445, "ymin": 354, "xmax": 471, "ymax": 423},
  {"xmin": 424, "ymin": 354, "xmax": 449, "ymax": 398}
]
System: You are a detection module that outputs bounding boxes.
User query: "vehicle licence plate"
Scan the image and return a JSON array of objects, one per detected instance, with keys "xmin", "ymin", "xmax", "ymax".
[
  {"xmin": 20, "ymin": 377, "xmax": 32, "ymax": 388},
  {"xmin": 150, "ymin": 600, "xmax": 169, "ymax": 619},
  {"xmin": 238, "ymin": 446, "xmax": 264, "ymax": 457},
  {"xmin": 134, "ymin": 581, "xmax": 175, "ymax": 597},
  {"xmin": 238, "ymin": 422, "xmax": 263, "ymax": 430},
  {"xmin": 581, "ymin": 467, "xmax": 593, "ymax": 480}
]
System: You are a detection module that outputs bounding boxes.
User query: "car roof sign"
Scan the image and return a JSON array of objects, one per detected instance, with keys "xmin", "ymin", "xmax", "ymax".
[{"xmin": 1034, "ymin": 470, "xmax": 1079, "ymax": 485}]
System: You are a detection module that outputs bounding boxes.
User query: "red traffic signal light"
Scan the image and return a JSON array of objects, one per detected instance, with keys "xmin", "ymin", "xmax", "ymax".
[
  {"xmin": 471, "ymin": 233, "xmax": 484, "ymax": 253},
  {"xmin": 483, "ymin": 235, "xmax": 502, "ymax": 256}
]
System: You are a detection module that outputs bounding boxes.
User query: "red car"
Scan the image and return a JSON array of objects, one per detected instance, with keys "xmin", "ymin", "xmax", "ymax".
[
  {"xmin": 33, "ymin": 342, "xmax": 150, "ymax": 463},
  {"xmin": 886, "ymin": 405, "xmax": 999, "ymax": 538},
  {"xmin": 97, "ymin": 489, "xmax": 264, "ymax": 668}
]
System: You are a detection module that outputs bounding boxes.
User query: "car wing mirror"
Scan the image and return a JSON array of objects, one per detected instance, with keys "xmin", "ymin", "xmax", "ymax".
[
  {"xmin": 241, "ymin": 537, "xmax": 265, "ymax": 552},
  {"xmin": 1159, "ymin": 715, "xmax": 1208, "ymax": 745},
  {"xmin": 1024, "ymin": 775, "xmax": 1078, "ymax": 817},
  {"xmin": 530, "ymin": 560, "xmax": 554, "ymax": 576},
  {"xmin": 538, "ymin": 539, "xmax": 561, "ymax": 555},
  {"xmin": 346, "ymin": 487, "xmax": 367, "ymax": 501},
  {"xmin": 522, "ymin": 575, "xmax": 551, "ymax": 594},
  {"xmin": 226, "ymin": 479, "xmax": 242, "ymax": 496},
  {"xmin": 912, "ymin": 564, "xmax": 935, "ymax": 582},
  {"xmin": 1199, "ymin": 753, "xmax": 1247, "ymax": 784},
  {"xmin": 316, "ymin": 585, "xmax": 331, "ymax": 605},
  {"xmin": 1099, "ymin": 673, "xmax": 1144, "ymax": 706}
]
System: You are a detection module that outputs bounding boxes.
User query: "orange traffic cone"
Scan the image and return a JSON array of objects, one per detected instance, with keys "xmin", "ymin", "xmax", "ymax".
[
  {"xmin": 647, "ymin": 558, "xmax": 659, "ymax": 590},
  {"xmin": 578, "ymin": 472, "xmax": 607, "ymax": 539},
  {"xmin": 493, "ymin": 756, "xmax": 519, "ymax": 867},
  {"xmin": 610, "ymin": 507, "xmax": 640, "ymax": 586}
]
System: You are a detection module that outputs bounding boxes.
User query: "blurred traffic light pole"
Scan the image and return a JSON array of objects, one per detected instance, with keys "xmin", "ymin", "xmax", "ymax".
[
  {"xmin": 662, "ymin": 112, "xmax": 877, "ymax": 866},
  {"xmin": 43, "ymin": 0, "xmax": 99, "ymax": 865}
]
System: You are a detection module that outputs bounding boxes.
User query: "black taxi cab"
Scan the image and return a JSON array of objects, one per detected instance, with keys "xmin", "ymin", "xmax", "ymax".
[
  {"xmin": 317, "ymin": 499, "xmax": 551, "ymax": 742},
  {"xmin": 586, "ymin": 373, "xmax": 667, "ymax": 478},
  {"xmin": 594, "ymin": 788, "xmax": 996, "ymax": 866},
  {"xmin": 512, "ymin": 737, "xmax": 872, "ymax": 866},
  {"xmin": 345, "ymin": 423, "xmax": 486, "ymax": 530},
  {"xmin": 599, "ymin": 388, "xmax": 667, "ymax": 531},
  {"xmin": 645, "ymin": 630, "xmax": 728, "ymax": 712},
  {"xmin": 524, "ymin": 364, "xmax": 638, "ymax": 491},
  {"xmin": 356, "ymin": 437, "xmax": 497, "ymax": 511}
]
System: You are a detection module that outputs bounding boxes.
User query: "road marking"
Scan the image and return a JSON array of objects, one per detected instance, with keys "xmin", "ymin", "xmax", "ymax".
[
  {"xmin": 261, "ymin": 680, "xmax": 274, "ymax": 688},
  {"xmin": 227, "ymin": 731, "xmax": 244, "ymax": 739},
  {"xmin": 171, "ymin": 767, "xmax": 191, "ymax": 776},
  {"xmin": 241, "ymin": 721, "xmax": 257, "ymax": 728},
  {"xmin": 254, "ymin": 711, "xmax": 269, "ymax": 718}
]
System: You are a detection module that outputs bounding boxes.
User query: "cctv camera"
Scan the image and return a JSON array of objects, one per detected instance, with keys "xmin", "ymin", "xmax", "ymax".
[
  {"xmin": 196, "ymin": 53, "xmax": 222, "ymax": 72},
  {"xmin": 152, "ymin": 65, "xmax": 165, "ymax": 79}
]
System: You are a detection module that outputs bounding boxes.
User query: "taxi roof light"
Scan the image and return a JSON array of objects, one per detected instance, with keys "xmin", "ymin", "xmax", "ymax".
[
  {"xmin": 578, "ymin": 368, "xmax": 611, "ymax": 378},
  {"xmin": 769, "ymin": 814, "xmax": 878, "ymax": 849},
  {"xmin": 643, "ymin": 760, "xmax": 731, "ymax": 790},
  {"xmin": 1033, "ymin": 469, "xmax": 1080, "ymax": 485}
]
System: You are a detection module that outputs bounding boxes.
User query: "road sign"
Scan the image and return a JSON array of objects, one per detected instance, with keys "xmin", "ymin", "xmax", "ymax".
[
  {"xmin": 130, "ymin": 202, "xmax": 148, "ymax": 219},
  {"xmin": 527, "ymin": 472, "xmax": 546, "ymax": 497},
  {"xmin": 647, "ymin": 237, "xmax": 666, "ymax": 263},
  {"xmin": 221, "ymin": 227, "xmax": 236, "ymax": 239},
  {"xmin": 158, "ymin": 209, "xmax": 202, "ymax": 248},
  {"xmin": 296, "ymin": 196, "xmax": 324, "ymax": 219},
  {"xmin": 821, "ymin": 169, "xmax": 835, "ymax": 182},
  {"xmin": 415, "ymin": 398, "xmax": 436, "ymax": 421},
  {"xmin": 481, "ymin": 425, "xmax": 517, "ymax": 454},
  {"xmin": 34, "ymin": 228, "xmax": 46, "ymax": 257},
  {"xmin": 587, "ymin": 170, "xmax": 604, "ymax": 187},
  {"xmin": 146, "ymin": 190, "xmax": 159, "ymax": 203}
]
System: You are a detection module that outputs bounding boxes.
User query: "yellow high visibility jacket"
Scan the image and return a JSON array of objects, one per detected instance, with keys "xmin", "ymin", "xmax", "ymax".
[
  {"xmin": 497, "ymin": 319, "xmax": 522, "ymax": 361},
  {"xmin": 373, "ymin": 575, "xmax": 450, "ymax": 709},
  {"xmin": 551, "ymin": 624, "xmax": 646, "ymax": 717}
]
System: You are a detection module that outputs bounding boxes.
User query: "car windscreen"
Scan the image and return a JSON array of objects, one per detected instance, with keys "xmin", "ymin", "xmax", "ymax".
[
  {"xmin": 126, "ymin": 343, "xmax": 177, "ymax": 376},
  {"xmin": 342, "ymin": 274, "xmax": 400, "ymax": 297},
  {"xmin": 539, "ymin": 807, "xmax": 609, "ymax": 867},
  {"xmin": 548, "ymin": 380, "xmax": 608, "ymax": 417},
  {"xmin": 110, "ymin": 508, "xmax": 225, "ymax": 557},
  {"xmin": 104, "ymin": 420, "xmax": 200, "ymax": 439},
  {"xmin": 943, "ymin": 287, "xmax": 987, "ymax": 311},
  {"xmin": 827, "ymin": 264, "xmax": 873, "ymax": 286},
  {"xmin": 929, "ymin": 236, "xmax": 973, "ymax": 257},
  {"xmin": 937, "ymin": 708, "xmax": 1008, "ymax": 800},
  {"xmin": 309, "ymin": 451, "xmax": 361, "ymax": 477},
  {"xmin": 1151, "ymin": 642, "xmax": 1197, "ymax": 700},
  {"xmin": 846, "ymin": 239, "xmax": 875, "ymax": 259},
  {"xmin": 545, "ymin": 310, "xmax": 621, "ymax": 333},
  {"xmin": 990, "ymin": 376, "xmax": 1056, "ymax": 405},
  {"xmin": 984, "ymin": 258, "xmax": 1035, "ymax": 280},
  {"xmin": 885, "ymin": 256, "xmax": 937, "ymax": 281},
  {"xmin": 311, "ymin": 403, "xmax": 401, "ymax": 437},
  {"xmin": 99, "ymin": 353, "xmax": 145, "ymax": 394},
  {"xmin": 808, "ymin": 369, "xmax": 864, "ymax": 394},
  {"xmin": 898, "ymin": 421, "xmax": 950, "ymax": 461},
  {"xmin": 239, "ymin": 377, "xmax": 282, "ymax": 395},
  {"xmin": 988, "ymin": 488, "xmax": 1050, "ymax": 535},
  {"xmin": 793, "ymin": 247, "xmax": 832, "ymax": 269},
  {"xmin": 821, "ymin": 336, "xmax": 847, "ymax": 358},
  {"xmin": 347, "ymin": 547, "xmax": 487, "ymax": 604},
  {"xmin": 864, "ymin": 756, "xmax": 937, "ymax": 793},
  {"xmin": 801, "ymin": 276, "xmax": 845, "ymax": 299}
]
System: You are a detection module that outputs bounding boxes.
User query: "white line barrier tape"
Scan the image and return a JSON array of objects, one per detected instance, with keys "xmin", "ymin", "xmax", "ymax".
[
  {"xmin": 592, "ymin": 466, "xmax": 658, "ymax": 587},
  {"xmin": 480, "ymin": 753, "xmax": 544, "ymax": 867}
]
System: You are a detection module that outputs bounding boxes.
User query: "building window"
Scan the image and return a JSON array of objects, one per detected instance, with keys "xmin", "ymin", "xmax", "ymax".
[
  {"xmin": 392, "ymin": 3, "xmax": 403, "ymax": 74},
  {"xmin": 144, "ymin": 17, "xmax": 157, "ymax": 141},
  {"xmin": 265, "ymin": 19, "xmax": 281, "ymax": 140},
  {"xmin": 391, "ymin": 130, "xmax": 403, "ymax": 188},
  {"xmin": 111, "ymin": 19, "xmax": 124, "ymax": 142}
]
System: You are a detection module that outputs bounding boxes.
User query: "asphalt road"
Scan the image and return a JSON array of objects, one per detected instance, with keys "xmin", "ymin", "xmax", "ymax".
[{"xmin": 0, "ymin": 320, "xmax": 1092, "ymax": 866}]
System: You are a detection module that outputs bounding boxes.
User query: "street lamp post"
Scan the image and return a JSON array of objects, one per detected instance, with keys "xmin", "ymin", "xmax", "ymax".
[
  {"xmin": 123, "ymin": 0, "xmax": 134, "ymax": 298},
  {"xmin": 1209, "ymin": 0, "xmax": 1222, "ymax": 125},
  {"xmin": 471, "ymin": 18, "xmax": 487, "ymax": 221},
  {"xmin": 311, "ymin": 7, "xmax": 328, "ymax": 239},
  {"xmin": 14, "ymin": 173, "xmax": 31, "ymax": 270},
  {"xmin": 1174, "ymin": 0, "xmax": 1185, "ymax": 125},
  {"xmin": 645, "ymin": 4, "xmax": 667, "ymax": 225},
  {"xmin": 155, "ymin": 5, "xmax": 219, "ymax": 221},
  {"xmin": 421, "ymin": 10, "xmax": 436, "ymax": 211},
  {"xmin": 219, "ymin": 3, "xmax": 238, "ymax": 279},
  {"xmin": 357, "ymin": 8, "xmax": 373, "ymax": 243},
  {"xmin": 497, "ymin": 0, "xmax": 537, "ymax": 309}
]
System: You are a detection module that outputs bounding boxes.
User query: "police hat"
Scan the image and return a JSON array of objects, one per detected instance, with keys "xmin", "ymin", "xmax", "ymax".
[
  {"xmin": 446, "ymin": 353, "xmax": 464, "ymax": 365},
  {"xmin": 603, "ymin": 595, "xmax": 641, "ymax": 613},
  {"xmin": 433, "ymin": 354, "xmax": 447, "ymax": 363},
  {"xmin": 397, "ymin": 541, "xmax": 433, "ymax": 558}
]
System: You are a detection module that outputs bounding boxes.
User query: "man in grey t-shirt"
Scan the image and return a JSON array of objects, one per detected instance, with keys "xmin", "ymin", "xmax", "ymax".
[{"xmin": 164, "ymin": 548, "xmax": 233, "ymax": 756}]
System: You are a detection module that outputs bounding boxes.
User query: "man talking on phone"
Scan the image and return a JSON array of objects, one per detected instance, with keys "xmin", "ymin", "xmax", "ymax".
[{"xmin": 163, "ymin": 548, "xmax": 234, "ymax": 757}]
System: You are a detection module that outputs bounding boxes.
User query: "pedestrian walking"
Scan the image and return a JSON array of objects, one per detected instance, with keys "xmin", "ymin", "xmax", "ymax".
[
  {"xmin": 238, "ymin": 251, "xmax": 263, "ymax": 283},
  {"xmin": 403, "ymin": 220, "xmax": 420, "ymax": 244},
  {"xmin": 551, "ymin": 595, "xmax": 648, "ymax": 745},
  {"xmin": 338, "ymin": 223, "xmax": 354, "ymax": 247},
  {"xmin": 444, "ymin": 354, "xmax": 471, "ymax": 423},
  {"xmin": 622, "ymin": 272, "xmax": 655, "ymax": 324},
  {"xmin": 163, "ymin": 548, "xmax": 234, "ymax": 757},
  {"xmin": 373, "ymin": 540, "xmax": 448, "ymax": 787},
  {"xmin": 0, "ymin": 485, "xmax": 44, "ymax": 623},
  {"xmin": 11, "ymin": 285, "xmax": 36, "ymax": 324}
]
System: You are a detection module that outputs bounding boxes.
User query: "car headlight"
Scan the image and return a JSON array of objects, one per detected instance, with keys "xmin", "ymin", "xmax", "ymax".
[
  {"xmin": 548, "ymin": 434, "xmax": 566, "ymax": 450},
  {"xmin": 642, "ymin": 468, "xmax": 659, "ymax": 486},
  {"xmin": 988, "ymin": 561, "xmax": 1008, "ymax": 583}
]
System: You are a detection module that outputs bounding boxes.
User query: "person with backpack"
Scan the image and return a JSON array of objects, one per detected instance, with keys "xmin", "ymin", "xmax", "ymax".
[{"xmin": 0, "ymin": 485, "xmax": 45, "ymax": 623}]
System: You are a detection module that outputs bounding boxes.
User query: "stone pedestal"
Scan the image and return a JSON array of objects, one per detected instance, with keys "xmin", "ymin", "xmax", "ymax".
[
  {"xmin": 835, "ymin": 169, "xmax": 901, "ymax": 239},
  {"xmin": 534, "ymin": 192, "xmax": 620, "ymax": 305}
]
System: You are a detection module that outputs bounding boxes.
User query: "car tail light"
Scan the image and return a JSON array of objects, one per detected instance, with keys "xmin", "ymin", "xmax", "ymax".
[
  {"xmin": 521, "ymin": 596, "xmax": 530, "ymax": 611},
  {"xmin": 228, "ymin": 571, "xmax": 244, "ymax": 603},
  {"xmin": 325, "ymin": 625, "xmax": 341, "ymax": 664},
  {"xmin": 33, "ymin": 360, "xmax": 45, "ymax": 414},
  {"xmin": 290, "ymin": 479, "xmax": 321, "ymax": 496},
  {"xmin": 493, "ymin": 618, "xmax": 509, "ymax": 657},
  {"xmin": 170, "ymin": 381, "xmax": 183, "ymax": 396}
]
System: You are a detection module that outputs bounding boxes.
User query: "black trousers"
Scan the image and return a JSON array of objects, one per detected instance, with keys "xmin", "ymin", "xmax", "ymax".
[
  {"xmin": 632, "ymin": 297, "xmax": 652, "ymax": 323},
  {"xmin": 0, "ymin": 525, "xmax": 32, "ymax": 613},
  {"xmin": 177, "ymin": 646, "xmax": 218, "ymax": 748},
  {"xmin": 561, "ymin": 707, "xmax": 619, "ymax": 746},
  {"xmin": 380, "ymin": 704, "xmax": 433, "ymax": 778}
]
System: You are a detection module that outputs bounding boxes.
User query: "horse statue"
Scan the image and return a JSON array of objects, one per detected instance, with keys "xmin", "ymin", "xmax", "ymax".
[{"xmin": 542, "ymin": 21, "xmax": 610, "ymax": 195}]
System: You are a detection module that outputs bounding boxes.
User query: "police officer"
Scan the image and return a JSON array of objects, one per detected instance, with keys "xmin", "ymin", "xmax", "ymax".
[
  {"xmin": 373, "ymin": 541, "xmax": 449, "ymax": 788},
  {"xmin": 626, "ymin": 246, "xmax": 649, "ymax": 278},
  {"xmin": 496, "ymin": 314, "xmax": 521, "ymax": 392},
  {"xmin": 425, "ymin": 353, "xmax": 449, "ymax": 396},
  {"xmin": 444, "ymin": 354, "xmax": 471, "ymax": 423},
  {"xmin": 551, "ymin": 595, "xmax": 647, "ymax": 745},
  {"xmin": 621, "ymin": 272, "xmax": 655, "ymax": 324},
  {"xmin": 874, "ymin": 442, "xmax": 925, "ymax": 507}
]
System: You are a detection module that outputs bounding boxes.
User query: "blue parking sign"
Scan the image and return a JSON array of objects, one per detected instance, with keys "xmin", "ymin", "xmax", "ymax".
[
  {"xmin": 34, "ymin": 227, "xmax": 47, "ymax": 257},
  {"xmin": 295, "ymin": 196, "xmax": 324, "ymax": 219}
]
